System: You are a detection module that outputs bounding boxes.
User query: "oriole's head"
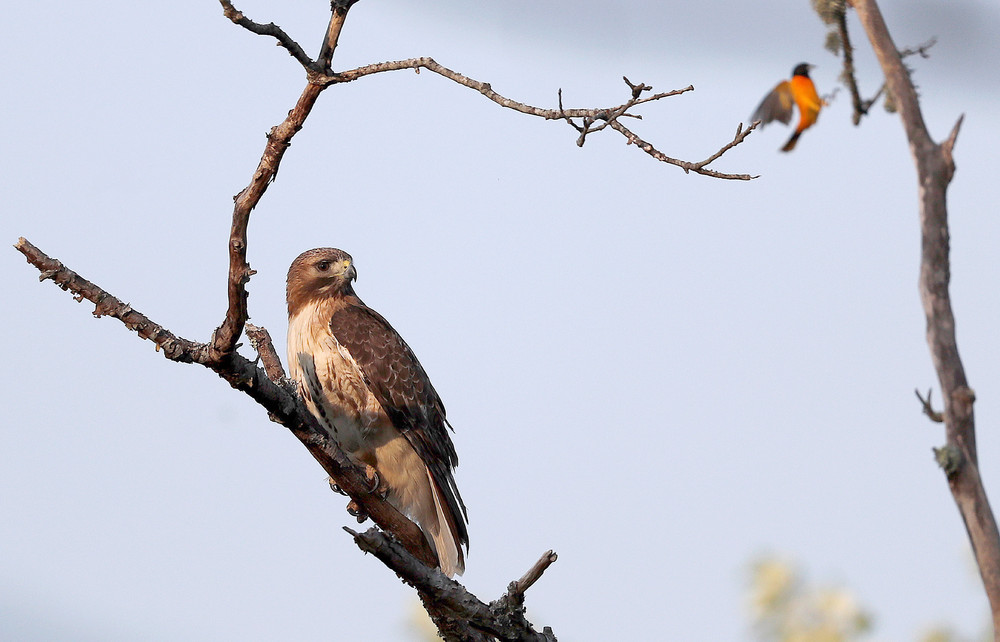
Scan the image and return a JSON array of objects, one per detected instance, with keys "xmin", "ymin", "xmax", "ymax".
[{"xmin": 792, "ymin": 63, "xmax": 815, "ymax": 78}]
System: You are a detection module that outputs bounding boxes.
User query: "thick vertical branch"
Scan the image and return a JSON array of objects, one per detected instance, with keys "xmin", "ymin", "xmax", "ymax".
[
  {"xmin": 208, "ymin": 82, "xmax": 323, "ymax": 365},
  {"xmin": 208, "ymin": 2, "xmax": 356, "ymax": 365},
  {"xmin": 853, "ymin": 0, "xmax": 1000, "ymax": 630}
]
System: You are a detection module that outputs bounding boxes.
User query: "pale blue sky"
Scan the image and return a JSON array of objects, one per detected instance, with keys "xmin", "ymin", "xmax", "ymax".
[{"xmin": 3, "ymin": 1, "xmax": 1000, "ymax": 640}]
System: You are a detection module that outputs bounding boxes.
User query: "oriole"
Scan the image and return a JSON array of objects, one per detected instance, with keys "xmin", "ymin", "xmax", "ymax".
[{"xmin": 751, "ymin": 63, "xmax": 822, "ymax": 152}]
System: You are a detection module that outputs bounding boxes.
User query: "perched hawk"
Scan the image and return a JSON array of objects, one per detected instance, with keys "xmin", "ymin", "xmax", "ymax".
[{"xmin": 286, "ymin": 248, "xmax": 468, "ymax": 576}]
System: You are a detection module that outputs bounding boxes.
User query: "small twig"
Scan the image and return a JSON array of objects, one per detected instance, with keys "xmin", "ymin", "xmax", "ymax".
[
  {"xmin": 609, "ymin": 119, "xmax": 759, "ymax": 180},
  {"xmin": 512, "ymin": 550, "xmax": 558, "ymax": 595},
  {"xmin": 861, "ymin": 83, "xmax": 887, "ymax": 114},
  {"xmin": 914, "ymin": 388, "xmax": 944, "ymax": 423},
  {"xmin": 941, "ymin": 113, "xmax": 964, "ymax": 181},
  {"xmin": 245, "ymin": 323, "xmax": 287, "ymax": 382},
  {"xmin": 562, "ymin": 77, "xmax": 688, "ymax": 147},
  {"xmin": 219, "ymin": 0, "xmax": 314, "ymax": 70},
  {"xmin": 899, "ymin": 37, "xmax": 937, "ymax": 59}
]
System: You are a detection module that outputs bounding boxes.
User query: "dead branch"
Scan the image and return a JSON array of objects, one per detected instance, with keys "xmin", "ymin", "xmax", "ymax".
[
  {"xmin": 914, "ymin": 388, "xmax": 944, "ymax": 423},
  {"xmin": 512, "ymin": 550, "xmax": 558, "ymax": 595},
  {"xmin": 318, "ymin": 1, "xmax": 359, "ymax": 71},
  {"xmin": 852, "ymin": 0, "xmax": 1000, "ymax": 630},
  {"xmin": 609, "ymin": 119, "xmax": 758, "ymax": 180},
  {"xmin": 328, "ymin": 58, "xmax": 753, "ymax": 180},
  {"xmin": 834, "ymin": 8, "xmax": 866, "ymax": 125},
  {"xmin": 12, "ymin": 244, "xmax": 561, "ymax": 640},
  {"xmin": 348, "ymin": 527, "xmax": 557, "ymax": 641},
  {"xmin": 16, "ymin": 0, "xmax": 766, "ymax": 636},
  {"xmin": 219, "ymin": 0, "xmax": 313, "ymax": 69},
  {"xmin": 831, "ymin": 0, "xmax": 937, "ymax": 127},
  {"xmin": 13, "ymin": 236, "xmax": 437, "ymax": 570},
  {"xmin": 245, "ymin": 323, "xmax": 287, "ymax": 383}
]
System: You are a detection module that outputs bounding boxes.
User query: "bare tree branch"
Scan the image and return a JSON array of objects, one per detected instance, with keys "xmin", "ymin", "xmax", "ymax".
[
  {"xmin": 834, "ymin": 8, "xmax": 866, "ymax": 125},
  {"xmin": 331, "ymin": 57, "xmax": 689, "ymax": 118},
  {"xmin": 348, "ymin": 527, "xmax": 557, "ymax": 641},
  {"xmin": 16, "ymin": 1, "xmax": 768, "ymax": 636},
  {"xmin": 219, "ymin": 0, "xmax": 314, "ymax": 69},
  {"xmin": 831, "ymin": 0, "xmax": 937, "ymax": 127},
  {"xmin": 328, "ymin": 59, "xmax": 754, "ymax": 180},
  {"xmin": 512, "ymin": 550, "xmax": 558, "ymax": 595},
  {"xmin": 914, "ymin": 388, "xmax": 944, "ymax": 423},
  {"xmin": 245, "ymin": 323, "xmax": 287, "ymax": 383},
  {"xmin": 13, "ymin": 236, "xmax": 437, "ymax": 569},
  {"xmin": 610, "ymin": 119, "xmax": 758, "ymax": 180},
  {"xmin": 209, "ymin": 1, "xmax": 360, "ymax": 367},
  {"xmin": 317, "ymin": 1, "xmax": 358, "ymax": 72},
  {"xmin": 852, "ymin": 0, "xmax": 1000, "ymax": 631},
  {"xmin": 14, "ymin": 241, "xmax": 563, "ymax": 640}
]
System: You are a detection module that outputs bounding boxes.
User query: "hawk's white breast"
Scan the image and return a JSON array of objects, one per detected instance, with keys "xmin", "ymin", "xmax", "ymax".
[{"xmin": 287, "ymin": 298, "xmax": 387, "ymax": 459}]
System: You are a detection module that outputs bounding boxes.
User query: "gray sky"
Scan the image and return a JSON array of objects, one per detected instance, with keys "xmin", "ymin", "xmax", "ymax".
[{"xmin": 3, "ymin": 0, "xmax": 1000, "ymax": 640}]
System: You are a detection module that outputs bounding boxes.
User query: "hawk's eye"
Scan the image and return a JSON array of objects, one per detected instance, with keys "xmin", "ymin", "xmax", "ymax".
[{"xmin": 316, "ymin": 260, "xmax": 331, "ymax": 272}]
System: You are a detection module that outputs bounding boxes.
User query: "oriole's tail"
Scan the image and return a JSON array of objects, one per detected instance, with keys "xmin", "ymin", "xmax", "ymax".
[{"xmin": 781, "ymin": 131, "xmax": 802, "ymax": 152}]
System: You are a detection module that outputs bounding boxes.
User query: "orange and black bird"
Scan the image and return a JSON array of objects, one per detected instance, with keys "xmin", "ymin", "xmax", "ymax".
[{"xmin": 751, "ymin": 63, "xmax": 822, "ymax": 152}]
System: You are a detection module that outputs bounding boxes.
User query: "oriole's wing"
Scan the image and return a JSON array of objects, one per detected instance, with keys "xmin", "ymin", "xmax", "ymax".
[{"xmin": 751, "ymin": 80, "xmax": 794, "ymax": 128}]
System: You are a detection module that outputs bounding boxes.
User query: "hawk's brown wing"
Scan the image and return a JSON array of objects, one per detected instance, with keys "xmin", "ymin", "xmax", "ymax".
[{"xmin": 328, "ymin": 301, "xmax": 469, "ymax": 546}]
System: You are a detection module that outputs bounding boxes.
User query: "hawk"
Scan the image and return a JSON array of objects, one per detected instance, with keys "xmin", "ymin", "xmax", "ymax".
[{"xmin": 286, "ymin": 248, "xmax": 468, "ymax": 576}]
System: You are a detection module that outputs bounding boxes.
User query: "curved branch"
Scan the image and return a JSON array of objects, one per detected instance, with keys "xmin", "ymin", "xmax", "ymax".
[
  {"xmin": 609, "ymin": 119, "xmax": 758, "ymax": 180},
  {"xmin": 852, "ymin": 0, "xmax": 1000, "ymax": 630},
  {"xmin": 219, "ymin": 0, "xmax": 314, "ymax": 69},
  {"xmin": 332, "ymin": 59, "xmax": 690, "ymax": 119},
  {"xmin": 328, "ymin": 58, "xmax": 753, "ymax": 179},
  {"xmin": 209, "ymin": 3, "xmax": 356, "ymax": 364}
]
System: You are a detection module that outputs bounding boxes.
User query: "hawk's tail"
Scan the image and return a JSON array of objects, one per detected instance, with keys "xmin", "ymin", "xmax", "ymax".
[
  {"xmin": 377, "ymin": 436, "xmax": 467, "ymax": 576},
  {"xmin": 425, "ymin": 470, "xmax": 466, "ymax": 577}
]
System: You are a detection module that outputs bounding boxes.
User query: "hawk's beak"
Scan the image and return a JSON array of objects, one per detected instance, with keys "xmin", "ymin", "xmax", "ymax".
[{"xmin": 347, "ymin": 263, "xmax": 357, "ymax": 282}]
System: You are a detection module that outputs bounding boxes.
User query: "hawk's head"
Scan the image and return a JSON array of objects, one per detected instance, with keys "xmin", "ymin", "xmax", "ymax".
[{"xmin": 286, "ymin": 247, "xmax": 357, "ymax": 316}]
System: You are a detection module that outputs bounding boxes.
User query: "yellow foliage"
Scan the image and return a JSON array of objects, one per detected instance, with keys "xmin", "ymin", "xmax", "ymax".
[{"xmin": 748, "ymin": 556, "xmax": 872, "ymax": 642}]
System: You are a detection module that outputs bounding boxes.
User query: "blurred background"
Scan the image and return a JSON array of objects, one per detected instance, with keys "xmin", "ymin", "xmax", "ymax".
[{"xmin": 3, "ymin": 1, "xmax": 999, "ymax": 639}]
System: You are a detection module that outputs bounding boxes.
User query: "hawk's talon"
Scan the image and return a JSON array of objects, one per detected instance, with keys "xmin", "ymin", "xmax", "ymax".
[
  {"xmin": 328, "ymin": 477, "xmax": 348, "ymax": 496},
  {"xmin": 346, "ymin": 499, "xmax": 369, "ymax": 523},
  {"xmin": 363, "ymin": 465, "xmax": 383, "ymax": 495}
]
